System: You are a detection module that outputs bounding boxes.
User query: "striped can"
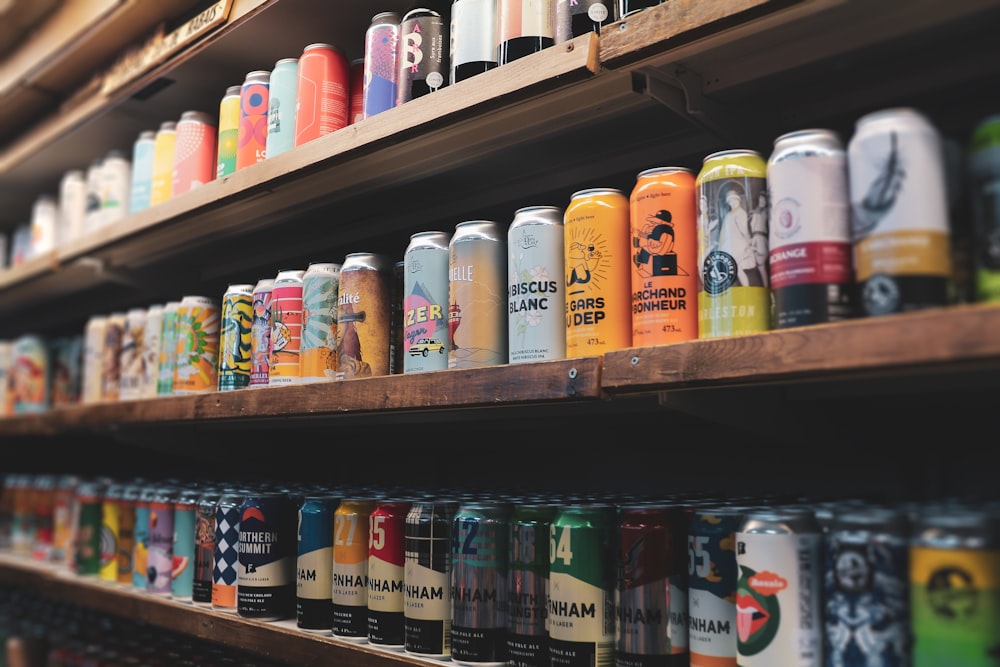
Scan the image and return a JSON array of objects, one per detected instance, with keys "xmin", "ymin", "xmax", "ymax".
[
  {"xmin": 269, "ymin": 269, "xmax": 306, "ymax": 386},
  {"xmin": 449, "ymin": 220, "xmax": 508, "ymax": 369},
  {"xmin": 508, "ymin": 502, "xmax": 556, "ymax": 667},
  {"xmin": 266, "ymin": 58, "xmax": 298, "ymax": 158},
  {"xmin": 99, "ymin": 482, "xmax": 123, "ymax": 583},
  {"xmin": 508, "ymin": 206, "xmax": 565, "ymax": 363},
  {"xmin": 157, "ymin": 301, "xmax": 181, "ymax": 395},
  {"xmin": 497, "ymin": 0, "xmax": 556, "ymax": 65},
  {"xmin": 397, "ymin": 8, "xmax": 449, "ymax": 104},
  {"xmin": 128, "ymin": 130, "xmax": 155, "ymax": 214},
  {"xmin": 149, "ymin": 121, "xmax": 176, "ymax": 206},
  {"xmin": 101, "ymin": 312, "xmax": 126, "ymax": 403},
  {"xmin": 218, "ymin": 283, "xmax": 254, "ymax": 391},
  {"xmin": 363, "ymin": 12, "xmax": 400, "ymax": 119},
  {"xmin": 405, "ymin": 499, "xmax": 459, "ymax": 658},
  {"xmin": 564, "ymin": 188, "xmax": 633, "ymax": 355},
  {"xmin": 238, "ymin": 491, "xmax": 297, "ymax": 621},
  {"xmin": 404, "ymin": 231, "xmax": 451, "ymax": 373},
  {"xmin": 118, "ymin": 307, "xmax": 146, "ymax": 401},
  {"xmin": 297, "ymin": 494, "xmax": 338, "ymax": 631},
  {"xmin": 369, "ymin": 498, "xmax": 414, "ymax": 648},
  {"xmin": 249, "ymin": 277, "xmax": 274, "ymax": 387},
  {"xmin": 300, "ymin": 262, "xmax": 342, "ymax": 383},
  {"xmin": 140, "ymin": 304, "xmax": 163, "ymax": 398},
  {"xmin": 192, "ymin": 488, "xmax": 220, "ymax": 605},
  {"xmin": 451, "ymin": 0, "xmax": 498, "ymax": 84},
  {"xmin": 81, "ymin": 314, "xmax": 108, "ymax": 404},
  {"xmin": 146, "ymin": 485, "xmax": 177, "ymax": 596},
  {"xmin": 295, "ymin": 43, "xmax": 350, "ymax": 146},
  {"xmin": 216, "ymin": 85, "xmax": 242, "ymax": 178},
  {"xmin": 173, "ymin": 110, "xmax": 216, "ymax": 195},
  {"xmin": 333, "ymin": 497, "xmax": 378, "ymax": 640},
  {"xmin": 696, "ymin": 149, "xmax": 771, "ymax": 338},
  {"xmin": 173, "ymin": 295, "xmax": 220, "ymax": 394},
  {"xmin": 237, "ymin": 70, "xmax": 270, "ymax": 169},
  {"xmin": 337, "ymin": 253, "xmax": 393, "ymax": 379},
  {"xmin": 212, "ymin": 488, "xmax": 248, "ymax": 613},
  {"xmin": 171, "ymin": 486, "xmax": 199, "ymax": 601}
]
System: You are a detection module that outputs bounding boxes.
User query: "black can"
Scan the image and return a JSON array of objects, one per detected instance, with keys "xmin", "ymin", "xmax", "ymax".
[
  {"xmin": 192, "ymin": 488, "xmax": 220, "ymax": 605},
  {"xmin": 237, "ymin": 491, "xmax": 297, "ymax": 621},
  {"xmin": 397, "ymin": 6, "xmax": 449, "ymax": 104},
  {"xmin": 405, "ymin": 499, "xmax": 459, "ymax": 657}
]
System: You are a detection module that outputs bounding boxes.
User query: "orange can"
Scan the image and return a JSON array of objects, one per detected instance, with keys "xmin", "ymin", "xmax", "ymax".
[
  {"xmin": 629, "ymin": 167, "xmax": 699, "ymax": 346},
  {"xmin": 564, "ymin": 187, "xmax": 632, "ymax": 356},
  {"xmin": 295, "ymin": 43, "xmax": 350, "ymax": 146},
  {"xmin": 336, "ymin": 253, "xmax": 393, "ymax": 379},
  {"xmin": 173, "ymin": 110, "xmax": 217, "ymax": 196},
  {"xmin": 236, "ymin": 70, "xmax": 270, "ymax": 170},
  {"xmin": 269, "ymin": 269, "xmax": 305, "ymax": 385}
]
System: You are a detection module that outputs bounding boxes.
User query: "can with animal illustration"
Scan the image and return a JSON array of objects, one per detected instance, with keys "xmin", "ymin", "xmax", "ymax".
[
  {"xmin": 269, "ymin": 269, "xmax": 306, "ymax": 385},
  {"xmin": 337, "ymin": 253, "xmax": 393, "ymax": 379},
  {"xmin": 449, "ymin": 220, "xmax": 508, "ymax": 369},
  {"xmin": 300, "ymin": 262, "xmax": 341, "ymax": 383}
]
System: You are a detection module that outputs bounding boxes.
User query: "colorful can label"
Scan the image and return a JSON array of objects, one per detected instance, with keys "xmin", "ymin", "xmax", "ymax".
[
  {"xmin": 269, "ymin": 270, "xmax": 305, "ymax": 385},
  {"xmin": 173, "ymin": 110, "xmax": 216, "ymax": 195},
  {"xmin": 337, "ymin": 253, "xmax": 393, "ymax": 379},
  {"xmin": 74, "ymin": 482, "xmax": 105, "ymax": 576},
  {"xmin": 297, "ymin": 495, "xmax": 338, "ymax": 631},
  {"xmin": 405, "ymin": 500, "xmax": 458, "ymax": 657},
  {"xmin": 99, "ymin": 487, "xmax": 121, "ymax": 582},
  {"xmin": 364, "ymin": 12, "xmax": 400, "ymax": 119},
  {"xmin": 212, "ymin": 490, "xmax": 245, "ymax": 612},
  {"xmin": 688, "ymin": 506, "xmax": 744, "ymax": 667},
  {"xmin": 58, "ymin": 168, "xmax": 86, "ymax": 242},
  {"xmin": 969, "ymin": 113, "xmax": 1000, "ymax": 302},
  {"xmin": 218, "ymin": 284, "xmax": 254, "ymax": 391},
  {"xmin": 101, "ymin": 313, "xmax": 125, "ymax": 403},
  {"xmin": 508, "ymin": 503, "xmax": 556, "ymax": 667},
  {"xmin": 147, "ymin": 488, "xmax": 176, "ymax": 595},
  {"xmin": 295, "ymin": 43, "xmax": 350, "ymax": 146},
  {"xmin": 237, "ymin": 70, "xmax": 270, "ymax": 169},
  {"xmin": 333, "ymin": 498, "xmax": 377, "ymax": 640},
  {"xmin": 369, "ymin": 499, "xmax": 413, "ymax": 647},
  {"xmin": 449, "ymin": 221, "xmax": 508, "ymax": 369},
  {"xmin": 157, "ymin": 302, "xmax": 180, "ymax": 395},
  {"xmin": 217, "ymin": 86, "xmax": 241, "ymax": 178},
  {"xmin": 192, "ymin": 489, "xmax": 219, "ymax": 605},
  {"xmin": 250, "ymin": 278, "xmax": 274, "ymax": 387},
  {"xmin": 497, "ymin": 0, "xmax": 556, "ymax": 65},
  {"xmin": 129, "ymin": 130, "xmax": 155, "ymax": 214},
  {"xmin": 508, "ymin": 206, "xmax": 566, "ymax": 363},
  {"xmin": 140, "ymin": 305, "xmax": 163, "ymax": 398},
  {"xmin": 451, "ymin": 0, "xmax": 498, "ymax": 84},
  {"xmin": 118, "ymin": 308, "xmax": 146, "ymax": 401},
  {"xmin": 51, "ymin": 475, "xmax": 79, "ymax": 564},
  {"xmin": 300, "ymin": 262, "xmax": 342, "ymax": 382},
  {"xmin": 115, "ymin": 484, "xmax": 138, "ymax": 585},
  {"xmin": 132, "ymin": 487, "xmax": 154, "ymax": 589},
  {"xmin": 266, "ymin": 58, "xmax": 298, "ymax": 158},
  {"xmin": 171, "ymin": 490, "xmax": 198, "ymax": 601},
  {"xmin": 173, "ymin": 295, "xmax": 220, "ymax": 394},
  {"xmin": 238, "ymin": 492, "xmax": 297, "ymax": 621},
  {"xmin": 149, "ymin": 121, "xmax": 176, "ymax": 206},
  {"xmin": 50, "ymin": 335, "xmax": 82, "ymax": 407},
  {"xmin": 404, "ymin": 231, "xmax": 451, "ymax": 373},
  {"xmin": 398, "ymin": 8, "xmax": 448, "ymax": 104}
]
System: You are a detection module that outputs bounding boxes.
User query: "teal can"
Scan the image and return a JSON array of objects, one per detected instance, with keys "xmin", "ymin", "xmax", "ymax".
[
  {"xmin": 171, "ymin": 486, "xmax": 200, "ymax": 601},
  {"xmin": 266, "ymin": 57, "xmax": 298, "ymax": 158}
]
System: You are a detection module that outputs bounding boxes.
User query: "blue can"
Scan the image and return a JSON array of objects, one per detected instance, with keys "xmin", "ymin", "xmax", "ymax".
[
  {"xmin": 128, "ymin": 129, "xmax": 155, "ymax": 214},
  {"xmin": 237, "ymin": 491, "xmax": 297, "ymax": 621},
  {"xmin": 266, "ymin": 58, "xmax": 298, "ymax": 158},
  {"xmin": 363, "ymin": 12, "xmax": 400, "ymax": 119},
  {"xmin": 171, "ymin": 486, "xmax": 199, "ymax": 601},
  {"xmin": 297, "ymin": 494, "xmax": 339, "ymax": 631}
]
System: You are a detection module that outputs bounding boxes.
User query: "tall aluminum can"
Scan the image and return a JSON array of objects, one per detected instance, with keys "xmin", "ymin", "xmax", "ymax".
[
  {"xmin": 295, "ymin": 43, "xmax": 350, "ymax": 146},
  {"xmin": 140, "ymin": 304, "xmax": 163, "ymax": 398},
  {"xmin": 405, "ymin": 499, "xmax": 459, "ymax": 658},
  {"xmin": 173, "ymin": 110, "xmax": 216, "ymax": 195},
  {"xmin": 146, "ymin": 485, "xmax": 178, "ymax": 596},
  {"xmin": 967, "ymin": 113, "xmax": 1000, "ymax": 302},
  {"xmin": 364, "ymin": 12, "xmax": 400, "ymax": 119},
  {"xmin": 51, "ymin": 474, "xmax": 80, "ymax": 565},
  {"xmin": 452, "ymin": 500, "xmax": 512, "ymax": 666},
  {"xmin": 297, "ymin": 494, "xmax": 338, "ymax": 631},
  {"xmin": 81, "ymin": 314, "xmax": 108, "ymax": 404},
  {"xmin": 451, "ymin": 0, "xmax": 498, "ymax": 84},
  {"xmin": 237, "ymin": 491, "xmax": 297, "ymax": 621},
  {"xmin": 192, "ymin": 487, "xmax": 220, "ymax": 606},
  {"xmin": 250, "ymin": 277, "xmax": 275, "ymax": 387},
  {"xmin": 128, "ymin": 130, "xmax": 155, "ymax": 214},
  {"xmin": 508, "ymin": 502, "xmax": 556, "ymax": 667},
  {"xmin": 58, "ymin": 168, "xmax": 87, "ymax": 242},
  {"xmin": 172, "ymin": 295, "xmax": 220, "ymax": 394},
  {"xmin": 83, "ymin": 157, "xmax": 103, "ymax": 234},
  {"xmin": 269, "ymin": 269, "xmax": 306, "ymax": 386},
  {"xmin": 848, "ymin": 107, "xmax": 952, "ymax": 316},
  {"xmin": 300, "ymin": 262, "xmax": 342, "ymax": 383},
  {"xmin": 369, "ymin": 498, "xmax": 414, "ymax": 648},
  {"xmin": 118, "ymin": 307, "xmax": 147, "ymax": 401},
  {"xmin": 29, "ymin": 194, "xmax": 57, "ymax": 256},
  {"xmin": 237, "ymin": 70, "xmax": 270, "ymax": 170},
  {"xmin": 114, "ymin": 482, "xmax": 139, "ymax": 585},
  {"xmin": 333, "ymin": 497, "xmax": 378, "ymax": 640},
  {"xmin": 497, "ymin": 0, "xmax": 555, "ymax": 65},
  {"xmin": 735, "ymin": 508, "xmax": 823, "ymax": 666},
  {"xmin": 554, "ymin": 0, "xmax": 616, "ymax": 42},
  {"xmin": 99, "ymin": 481, "xmax": 124, "ymax": 583},
  {"xmin": 449, "ymin": 220, "xmax": 507, "ymax": 368},
  {"xmin": 397, "ymin": 7, "xmax": 449, "ymax": 104},
  {"xmin": 564, "ymin": 188, "xmax": 632, "ymax": 355},
  {"xmin": 149, "ymin": 121, "xmax": 176, "ymax": 206},
  {"xmin": 101, "ymin": 311, "xmax": 126, "ymax": 403},
  {"xmin": 823, "ymin": 506, "xmax": 910, "ymax": 666},
  {"xmin": 131, "ymin": 485, "xmax": 156, "ymax": 589},
  {"xmin": 266, "ymin": 58, "xmax": 298, "ymax": 158},
  {"xmin": 212, "ymin": 488, "xmax": 249, "ymax": 613},
  {"xmin": 99, "ymin": 149, "xmax": 131, "ymax": 226},
  {"xmin": 696, "ymin": 149, "xmax": 771, "ymax": 338},
  {"xmin": 157, "ymin": 301, "xmax": 181, "ymax": 395},
  {"xmin": 548, "ymin": 503, "xmax": 617, "ymax": 667},
  {"xmin": 767, "ymin": 129, "xmax": 855, "ymax": 327},
  {"xmin": 337, "ymin": 252, "xmax": 393, "ymax": 379},
  {"xmin": 350, "ymin": 57, "xmax": 365, "ymax": 124},
  {"xmin": 171, "ymin": 486, "xmax": 199, "ymax": 601},
  {"xmin": 508, "ymin": 206, "xmax": 565, "ymax": 363},
  {"xmin": 74, "ymin": 479, "xmax": 106, "ymax": 576},
  {"xmin": 50, "ymin": 335, "xmax": 82, "ymax": 407},
  {"xmin": 0, "ymin": 340, "xmax": 10, "ymax": 416},
  {"xmin": 216, "ymin": 85, "xmax": 242, "ymax": 178},
  {"xmin": 404, "ymin": 231, "xmax": 451, "ymax": 373},
  {"xmin": 218, "ymin": 283, "xmax": 254, "ymax": 391},
  {"xmin": 630, "ymin": 167, "xmax": 699, "ymax": 345}
]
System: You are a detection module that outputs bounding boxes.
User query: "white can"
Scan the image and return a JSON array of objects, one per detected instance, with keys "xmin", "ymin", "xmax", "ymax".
[
  {"xmin": 100, "ymin": 149, "xmax": 132, "ymax": 227},
  {"xmin": 83, "ymin": 157, "xmax": 104, "ymax": 234},
  {"xmin": 507, "ymin": 206, "xmax": 565, "ymax": 363},
  {"xmin": 141, "ymin": 304, "xmax": 164, "ymax": 398},
  {"xmin": 29, "ymin": 194, "xmax": 58, "ymax": 257},
  {"xmin": 81, "ymin": 315, "xmax": 108, "ymax": 404},
  {"xmin": 58, "ymin": 169, "xmax": 87, "ymax": 246},
  {"xmin": 118, "ymin": 307, "xmax": 147, "ymax": 401}
]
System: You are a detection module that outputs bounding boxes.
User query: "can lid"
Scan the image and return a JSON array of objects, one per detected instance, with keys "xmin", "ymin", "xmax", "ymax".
[
  {"xmin": 303, "ymin": 42, "xmax": 342, "ymax": 53},
  {"xmin": 224, "ymin": 85, "xmax": 242, "ymax": 97},
  {"xmin": 569, "ymin": 187, "xmax": 625, "ymax": 200},
  {"xmin": 371, "ymin": 11, "xmax": 401, "ymax": 24},
  {"xmin": 274, "ymin": 57, "xmax": 298, "ymax": 67},
  {"xmin": 244, "ymin": 70, "xmax": 271, "ymax": 81},
  {"xmin": 702, "ymin": 148, "xmax": 763, "ymax": 163},
  {"xmin": 179, "ymin": 110, "xmax": 216, "ymax": 126},
  {"xmin": 157, "ymin": 121, "xmax": 177, "ymax": 132},
  {"xmin": 138, "ymin": 130, "xmax": 156, "ymax": 141},
  {"xmin": 224, "ymin": 283, "xmax": 255, "ymax": 295}
]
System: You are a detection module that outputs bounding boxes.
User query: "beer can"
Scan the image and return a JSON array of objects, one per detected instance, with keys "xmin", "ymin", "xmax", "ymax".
[
  {"xmin": 173, "ymin": 295, "xmax": 220, "ymax": 394},
  {"xmin": 497, "ymin": 0, "xmax": 555, "ymax": 65},
  {"xmin": 337, "ymin": 253, "xmax": 393, "ymax": 379},
  {"xmin": 101, "ymin": 312, "xmax": 126, "ymax": 403},
  {"xmin": 51, "ymin": 474, "xmax": 80, "ymax": 565},
  {"xmin": 115, "ymin": 482, "xmax": 139, "ymax": 585},
  {"xmin": 173, "ymin": 110, "xmax": 217, "ymax": 195},
  {"xmin": 554, "ymin": 0, "xmax": 616, "ymax": 42},
  {"xmin": 132, "ymin": 485, "xmax": 156, "ymax": 589},
  {"xmin": 58, "ymin": 168, "xmax": 87, "ymax": 243},
  {"xmin": 147, "ymin": 485, "xmax": 178, "ymax": 596},
  {"xmin": 49, "ymin": 335, "xmax": 82, "ymax": 407},
  {"xmin": 99, "ymin": 482, "xmax": 123, "ymax": 583},
  {"xmin": 172, "ymin": 486, "xmax": 199, "ymax": 601},
  {"xmin": 300, "ymin": 262, "xmax": 342, "ymax": 383},
  {"xmin": 269, "ymin": 269, "xmax": 306, "ymax": 385},
  {"xmin": 28, "ymin": 474, "xmax": 55, "ymax": 561},
  {"xmin": 218, "ymin": 283, "xmax": 254, "ymax": 391},
  {"xmin": 99, "ymin": 149, "xmax": 131, "ymax": 226},
  {"xmin": 397, "ymin": 7, "xmax": 449, "ymax": 105},
  {"xmin": 824, "ymin": 506, "xmax": 910, "ymax": 666},
  {"xmin": 82, "ymin": 315, "xmax": 108, "ymax": 405},
  {"xmin": 452, "ymin": 500, "xmax": 512, "ymax": 666},
  {"xmin": 405, "ymin": 499, "xmax": 459, "ymax": 658},
  {"xmin": 212, "ymin": 488, "xmax": 248, "ymax": 613},
  {"xmin": 216, "ymin": 85, "xmax": 242, "ymax": 179},
  {"xmin": 564, "ymin": 188, "xmax": 633, "ymax": 355},
  {"xmin": 74, "ymin": 479, "xmax": 106, "ymax": 576},
  {"xmin": 507, "ymin": 502, "xmax": 556, "ymax": 667},
  {"xmin": 369, "ymin": 498, "xmax": 414, "ymax": 648},
  {"xmin": 848, "ymin": 107, "xmax": 952, "ymax": 316},
  {"xmin": 969, "ymin": 113, "xmax": 1000, "ymax": 302},
  {"xmin": 192, "ymin": 488, "xmax": 221, "ymax": 605},
  {"xmin": 735, "ymin": 508, "xmax": 823, "ymax": 666},
  {"xmin": 250, "ymin": 278, "xmax": 275, "ymax": 387},
  {"xmin": 404, "ymin": 231, "xmax": 451, "ymax": 373},
  {"xmin": 508, "ymin": 206, "xmax": 565, "ymax": 363},
  {"xmin": 149, "ymin": 120, "xmax": 177, "ymax": 206},
  {"xmin": 451, "ymin": 0, "xmax": 498, "ymax": 84},
  {"xmin": 29, "ymin": 194, "xmax": 57, "ymax": 256},
  {"xmin": 391, "ymin": 260, "xmax": 405, "ymax": 374},
  {"xmin": 350, "ymin": 57, "xmax": 365, "ymax": 124},
  {"xmin": 629, "ymin": 167, "xmax": 699, "ymax": 346},
  {"xmin": 140, "ymin": 304, "xmax": 163, "ymax": 398},
  {"xmin": 696, "ymin": 149, "xmax": 771, "ymax": 338},
  {"xmin": 297, "ymin": 494, "xmax": 338, "ymax": 631},
  {"xmin": 0, "ymin": 340, "xmax": 10, "ymax": 416},
  {"xmin": 449, "ymin": 221, "xmax": 508, "ymax": 369},
  {"xmin": 364, "ymin": 12, "xmax": 400, "ymax": 120},
  {"xmin": 910, "ymin": 507, "xmax": 1000, "ymax": 666},
  {"xmin": 295, "ymin": 43, "xmax": 350, "ymax": 146},
  {"xmin": 548, "ymin": 503, "xmax": 617, "ymax": 667},
  {"xmin": 128, "ymin": 130, "xmax": 155, "ymax": 214},
  {"xmin": 118, "ymin": 307, "xmax": 146, "ymax": 401},
  {"xmin": 237, "ymin": 491, "xmax": 297, "ymax": 621},
  {"xmin": 333, "ymin": 497, "xmax": 378, "ymax": 640},
  {"xmin": 237, "ymin": 70, "xmax": 270, "ymax": 169},
  {"xmin": 767, "ymin": 129, "xmax": 855, "ymax": 327},
  {"xmin": 266, "ymin": 58, "xmax": 298, "ymax": 159},
  {"xmin": 157, "ymin": 301, "xmax": 181, "ymax": 395},
  {"xmin": 84, "ymin": 156, "xmax": 103, "ymax": 233}
]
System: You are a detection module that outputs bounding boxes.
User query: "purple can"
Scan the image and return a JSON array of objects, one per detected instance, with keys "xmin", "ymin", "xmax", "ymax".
[{"xmin": 363, "ymin": 12, "xmax": 400, "ymax": 119}]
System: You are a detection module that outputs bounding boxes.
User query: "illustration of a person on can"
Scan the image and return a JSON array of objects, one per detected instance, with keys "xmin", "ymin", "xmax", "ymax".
[
  {"xmin": 567, "ymin": 241, "xmax": 602, "ymax": 289},
  {"xmin": 633, "ymin": 209, "xmax": 680, "ymax": 277},
  {"xmin": 748, "ymin": 190, "xmax": 770, "ymax": 286},
  {"xmin": 717, "ymin": 183, "xmax": 765, "ymax": 287}
]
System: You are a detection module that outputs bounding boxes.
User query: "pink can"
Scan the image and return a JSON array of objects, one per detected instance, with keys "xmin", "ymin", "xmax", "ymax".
[
  {"xmin": 295, "ymin": 43, "xmax": 349, "ymax": 146},
  {"xmin": 236, "ymin": 70, "xmax": 270, "ymax": 170},
  {"xmin": 173, "ymin": 111, "xmax": 217, "ymax": 195}
]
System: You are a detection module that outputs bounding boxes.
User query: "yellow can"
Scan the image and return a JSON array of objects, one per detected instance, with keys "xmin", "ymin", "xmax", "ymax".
[
  {"xmin": 172, "ymin": 295, "xmax": 220, "ymax": 394},
  {"xmin": 149, "ymin": 120, "xmax": 177, "ymax": 206}
]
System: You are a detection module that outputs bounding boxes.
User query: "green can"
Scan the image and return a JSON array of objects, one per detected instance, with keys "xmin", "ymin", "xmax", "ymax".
[
  {"xmin": 157, "ymin": 301, "xmax": 181, "ymax": 395},
  {"xmin": 74, "ymin": 479, "xmax": 107, "ymax": 576},
  {"xmin": 508, "ymin": 502, "xmax": 557, "ymax": 667}
]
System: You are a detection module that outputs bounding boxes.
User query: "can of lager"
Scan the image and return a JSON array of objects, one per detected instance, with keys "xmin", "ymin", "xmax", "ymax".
[
  {"xmin": 735, "ymin": 508, "xmax": 823, "ymax": 666},
  {"xmin": 157, "ymin": 301, "xmax": 181, "ymax": 395},
  {"xmin": 364, "ymin": 12, "xmax": 401, "ymax": 120},
  {"xmin": 102, "ymin": 312, "xmax": 126, "ymax": 403},
  {"xmin": 629, "ymin": 167, "xmax": 699, "ymax": 345},
  {"xmin": 451, "ymin": 0, "xmax": 498, "ymax": 84},
  {"xmin": 216, "ymin": 85, "xmax": 242, "ymax": 179},
  {"xmin": 405, "ymin": 499, "xmax": 459, "ymax": 658},
  {"xmin": 565, "ymin": 188, "xmax": 633, "ymax": 355},
  {"xmin": 238, "ymin": 491, "xmax": 297, "ymax": 621},
  {"xmin": 508, "ymin": 502, "xmax": 556, "ymax": 667},
  {"xmin": 147, "ymin": 485, "xmax": 178, "ymax": 596},
  {"xmin": 81, "ymin": 314, "xmax": 108, "ymax": 404},
  {"xmin": 171, "ymin": 487, "xmax": 199, "ymax": 601},
  {"xmin": 397, "ymin": 7, "xmax": 449, "ymax": 104},
  {"xmin": 297, "ymin": 494, "xmax": 338, "ymax": 631},
  {"xmin": 497, "ymin": 0, "xmax": 555, "ymax": 65},
  {"xmin": 554, "ymin": 0, "xmax": 616, "ymax": 42},
  {"xmin": 300, "ymin": 262, "xmax": 342, "ymax": 383},
  {"xmin": 173, "ymin": 110, "xmax": 216, "ymax": 196},
  {"xmin": 333, "ymin": 497, "xmax": 378, "ymax": 640},
  {"xmin": 696, "ymin": 149, "xmax": 771, "ymax": 338},
  {"xmin": 404, "ymin": 231, "xmax": 451, "ymax": 373},
  {"xmin": 128, "ymin": 130, "xmax": 155, "ymax": 214},
  {"xmin": 250, "ymin": 278, "xmax": 274, "ymax": 387},
  {"xmin": 967, "ymin": 113, "xmax": 1000, "ymax": 302},
  {"xmin": 99, "ymin": 482, "xmax": 123, "ymax": 583},
  {"xmin": 236, "ymin": 70, "xmax": 270, "ymax": 169},
  {"xmin": 450, "ymin": 220, "xmax": 508, "ymax": 369},
  {"xmin": 218, "ymin": 283, "xmax": 254, "ymax": 391},
  {"xmin": 295, "ymin": 43, "xmax": 350, "ymax": 146},
  {"xmin": 848, "ymin": 107, "xmax": 952, "ymax": 316},
  {"xmin": 59, "ymin": 168, "xmax": 87, "ymax": 242},
  {"xmin": 192, "ymin": 488, "xmax": 220, "ymax": 605},
  {"xmin": 140, "ymin": 304, "xmax": 163, "ymax": 398},
  {"xmin": 508, "ymin": 206, "xmax": 565, "ymax": 363},
  {"xmin": 149, "ymin": 120, "xmax": 177, "ymax": 206},
  {"xmin": 337, "ymin": 253, "xmax": 394, "ymax": 379},
  {"xmin": 212, "ymin": 488, "xmax": 248, "ymax": 613},
  {"xmin": 173, "ymin": 295, "xmax": 220, "ymax": 394},
  {"xmin": 118, "ymin": 307, "xmax": 146, "ymax": 401},
  {"xmin": 369, "ymin": 498, "xmax": 414, "ymax": 648},
  {"xmin": 269, "ymin": 269, "xmax": 306, "ymax": 385},
  {"xmin": 266, "ymin": 58, "xmax": 298, "ymax": 159}
]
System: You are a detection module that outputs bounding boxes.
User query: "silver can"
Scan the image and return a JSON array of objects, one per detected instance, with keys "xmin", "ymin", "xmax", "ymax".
[
  {"xmin": 299, "ymin": 262, "xmax": 341, "ymax": 383},
  {"xmin": 81, "ymin": 314, "xmax": 108, "ymax": 404},
  {"xmin": 449, "ymin": 220, "xmax": 508, "ymax": 369},
  {"xmin": 403, "ymin": 230, "xmax": 452, "ymax": 373},
  {"xmin": 337, "ymin": 252, "xmax": 393, "ymax": 379},
  {"xmin": 507, "ymin": 206, "xmax": 565, "ymax": 364}
]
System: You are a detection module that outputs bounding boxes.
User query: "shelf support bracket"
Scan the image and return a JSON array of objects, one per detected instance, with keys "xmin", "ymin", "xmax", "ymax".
[
  {"xmin": 637, "ymin": 66, "xmax": 744, "ymax": 145},
  {"xmin": 72, "ymin": 256, "xmax": 141, "ymax": 288}
]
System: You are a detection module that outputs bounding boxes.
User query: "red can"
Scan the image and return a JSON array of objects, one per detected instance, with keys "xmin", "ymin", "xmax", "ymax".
[
  {"xmin": 295, "ymin": 43, "xmax": 350, "ymax": 146},
  {"xmin": 269, "ymin": 269, "xmax": 305, "ymax": 386},
  {"xmin": 349, "ymin": 57, "xmax": 365, "ymax": 124},
  {"xmin": 172, "ymin": 110, "xmax": 217, "ymax": 195},
  {"xmin": 368, "ymin": 499, "xmax": 414, "ymax": 648},
  {"xmin": 236, "ymin": 70, "xmax": 270, "ymax": 170}
]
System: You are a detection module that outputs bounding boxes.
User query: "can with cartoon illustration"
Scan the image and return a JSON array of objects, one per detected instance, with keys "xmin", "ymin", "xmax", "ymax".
[
  {"xmin": 49, "ymin": 335, "xmax": 82, "ymax": 407},
  {"xmin": 171, "ymin": 486, "xmax": 199, "ymax": 601},
  {"xmin": 333, "ymin": 497, "xmax": 377, "ymax": 640},
  {"xmin": 218, "ymin": 283, "xmax": 254, "ymax": 391},
  {"xmin": 696, "ymin": 149, "xmax": 771, "ymax": 338},
  {"xmin": 118, "ymin": 307, "xmax": 146, "ymax": 401},
  {"xmin": 735, "ymin": 508, "xmax": 823, "ymax": 667},
  {"xmin": 157, "ymin": 301, "xmax": 181, "ymax": 395},
  {"xmin": 147, "ymin": 485, "xmax": 177, "ymax": 596},
  {"xmin": 250, "ymin": 277, "xmax": 274, "ymax": 387},
  {"xmin": 508, "ymin": 206, "xmax": 565, "ymax": 364},
  {"xmin": 172, "ymin": 295, "xmax": 220, "ymax": 394},
  {"xmin": 337, "ymin": 253, "xmax": 393, "ymax": 379},
  {"xmin": 404, "ymin": 231, "xmax": 451, "ymax": 373},
  {"xmin": 132, "ymin": 485, "xmax": 156, "ymax": 589},
  {"xmin": 102, "ymin": 312, "xmax": 126, "ymax": 403},
  {"xmin": 564, "ymin": 188, "xmax": 632, "ymax": 356},
  {"xmin": 237, "ymin": 491, "xmax": 297, "ymax": 621},
  {"xmin": 629, "ymin": 167, "xmax": 699, "ymax": 346},
  {"xmin": 848, "ymin": 107, "xmax": 952, "ymax": 316},
  {"xmin": 140, "ymin": 304, "xmax": 163, "ymax": 398},
  {"xmin": 269, "ymin": 269, "xmax": 306, "ymax": 386},
  {"xmin": 300, "ymin": 262, "xmax": 342, "ymax": 383},
  {"xmin": 450, "ymin": 221, "xmax": 507, "ymax": 369}
]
